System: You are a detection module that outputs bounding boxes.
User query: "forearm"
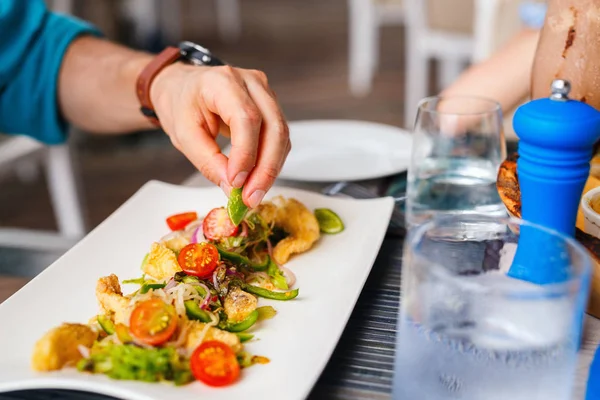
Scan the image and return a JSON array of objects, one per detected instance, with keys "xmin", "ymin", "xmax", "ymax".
[
  {"xmin": 58, "ymin": 36, "xmax": 155, "ymax": 133},
  {"xmin": 441, "ymin": 29, "xmax": 540, "ymax": 113}
]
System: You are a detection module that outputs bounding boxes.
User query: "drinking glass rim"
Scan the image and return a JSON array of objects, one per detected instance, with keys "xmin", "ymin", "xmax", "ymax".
[
  {"xmin": 407, "ymin": 214, "xmax": 592, "ymax": 297},
  {"xmin": 418, "ymin": 95, "xmax": 502, "ymax": 116}
]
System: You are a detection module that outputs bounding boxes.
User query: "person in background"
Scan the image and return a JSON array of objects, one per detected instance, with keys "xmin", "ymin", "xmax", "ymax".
[
  {"xmin": 441, "ymin": 1, "xmax": 547, "ymax": 115},
  {"xmin": 0, "ymin": 0, "xmax": 290, "ymax": 209}
]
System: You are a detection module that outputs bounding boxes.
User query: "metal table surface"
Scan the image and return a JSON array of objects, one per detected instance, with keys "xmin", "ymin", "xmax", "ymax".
[{"xmin": 1, "ymin": 173, "xmax": 599, "ymax": 400}]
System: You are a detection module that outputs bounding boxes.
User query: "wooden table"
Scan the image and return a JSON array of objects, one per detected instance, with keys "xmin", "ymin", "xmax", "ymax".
[{"xmin": 1, "ymin": 172, "xmax": 599, "ymax": 400}]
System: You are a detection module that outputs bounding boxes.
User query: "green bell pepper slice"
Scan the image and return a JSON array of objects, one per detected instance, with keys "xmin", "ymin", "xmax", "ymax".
[
  {"xmin": 184, "ymin": 300, "xmax": 212, "ymax": 323},
  {"xmin": 97, "ymin": 315, "xmax": 115, "ymax": 335},
  {"xmin": 216, "ymin": 246, "xmax": 270, "ymax": 271},
  {"xmin": 235, "ymin": 332, "xmax": 255, "ymax": 343},
  {"xmin": 243, "ymin": 285, "xmax": 299, "ymax": 301},
  {"xmin": 225, "ymin": 310, "xmax": 259, "ymax": 332},
  {"xmin": 140, "ymin": 282, "xmax": 166, "ymax": 294}
]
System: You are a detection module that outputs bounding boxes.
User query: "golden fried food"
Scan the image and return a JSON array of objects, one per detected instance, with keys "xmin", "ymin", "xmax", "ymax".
[
  {"xmin": 96, "ymin": 274, "xmax": 130, "ymax": 325},
  {"xmin": 224, "ymin": 286, "xmax": 258, "ymax": 323},
  {"xmin": 257, "ymin": 196, "xmax": 320, "ymax": 264},
  {"xmin": 185, "ymin": 321, "xmax": 242, "ymax": 353},
  {"xmin": 496, "ymin": 153, "xmax": 521, "ymax": 219},
  {"xmin": 497, "ymin": 152, "xmax": 600, "ymax": 230},
  {"xmin": 32, "ymin": 323, "xmax": 97, "ymax": 371},
  {"xmin": 143, "ymin": 242, "xmax": 182, "ymax": 281}
]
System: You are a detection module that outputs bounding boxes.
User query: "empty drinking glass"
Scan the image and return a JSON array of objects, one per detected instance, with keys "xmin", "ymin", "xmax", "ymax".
[
  {"xmin": 406, "ymin": 96, "xmax": 507, "ymax": 227},
  {"xmin": 393, "ymin": 214, "xmax": 592, "ymax": 400}
]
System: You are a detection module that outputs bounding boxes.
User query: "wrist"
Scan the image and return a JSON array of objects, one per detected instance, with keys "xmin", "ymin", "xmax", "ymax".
[
  {"xmin": 149, "ymin": 62, "xmax": 195, "ymax": 117},
  {"xmin": 135, "ymin": 42, "xmax": 225, "ymax": 127}
]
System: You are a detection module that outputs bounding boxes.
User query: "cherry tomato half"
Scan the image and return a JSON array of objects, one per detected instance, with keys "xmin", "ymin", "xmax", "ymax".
[
  {"xmin": 190, "ymin": 340, "xmax": 240, "ymax": 387},
  {"xmin": 166, "ymin": 212, "xmax": 198, "ymax": 231},
  {"xmin": 178, "ymin": 242, "xmax": 220, "ymax": 278},
  {"xmin": 129, "ymin": 298, "xmax": 178, "ymax": 345},
  {"xmin": 202, "ymin": 207, "xmax": 239, "ymax": 241}
]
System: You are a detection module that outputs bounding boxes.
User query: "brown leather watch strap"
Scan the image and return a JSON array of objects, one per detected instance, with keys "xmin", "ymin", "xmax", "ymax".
[{"xmin": 136, "ymin": 46, "xmax": 181, "ymax": 127}]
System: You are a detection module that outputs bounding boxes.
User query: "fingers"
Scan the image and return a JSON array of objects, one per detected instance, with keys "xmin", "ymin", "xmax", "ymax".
[
  {"xmin": 241, "ymin": 70, "xmax": 290, "ymax": 208},
  {"xmin": 171, "ymin": 104, "xmax": 231, "ymax": 194},
  {"xmin": 162, "ymin": 65, "xmax": 289, "ymax": 206},
  {"xmin": 204, "ymin": 66, "xmax": 262, "ymax": 190}
]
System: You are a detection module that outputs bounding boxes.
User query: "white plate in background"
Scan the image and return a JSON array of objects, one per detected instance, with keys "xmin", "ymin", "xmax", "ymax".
[{"xmin": 224, "ymin": 120, "xmax": 413, "ymax": 182}]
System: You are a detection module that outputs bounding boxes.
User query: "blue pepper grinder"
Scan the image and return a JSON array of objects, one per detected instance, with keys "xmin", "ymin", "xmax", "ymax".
[{"xmin": 508, "ymin": 79, "xmax": 600, "ymax": 284}]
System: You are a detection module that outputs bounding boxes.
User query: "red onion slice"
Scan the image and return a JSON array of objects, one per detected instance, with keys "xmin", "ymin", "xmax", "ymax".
[
  {"xmin": 160, "ymin": 230, "xmax": 184, "ymax": 243},
  {"xmin": 279, "ymin": 265, "xmax": 297, "ymax": 288},
  {"xmin": 164, "ymin": 278, "xmax": 177, "ymax": 291},
  {"xmin": 190, "ymin": 225, "xmax": 204, "ymax": 244},
  {"xmin": 240, "ymin": 222, "xmax": 248, "ymax": 237},
  {"xmin": 212, "ymin": 269, "xmax": 220, "ymax": 293}
]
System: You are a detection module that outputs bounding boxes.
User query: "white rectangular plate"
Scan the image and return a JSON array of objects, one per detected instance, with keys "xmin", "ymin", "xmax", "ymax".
[{"xmin": 0, "ymin": 181, "xmax": 394, "ymax": 400}]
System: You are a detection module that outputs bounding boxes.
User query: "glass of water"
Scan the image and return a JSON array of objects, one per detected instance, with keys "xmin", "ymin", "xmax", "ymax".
[
  {"xmin": 393, "ymin": 214, "xmax": 592, "ymax": 400},
  {"xmin": 406, "ymin": 96, "xmax": 507, "ymax": 227}
]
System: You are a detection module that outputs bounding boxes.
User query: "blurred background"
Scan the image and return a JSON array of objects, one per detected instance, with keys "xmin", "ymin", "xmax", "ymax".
[{"xmin": 0, "ymin": 0, "xmax": 525, "ymax": 282}]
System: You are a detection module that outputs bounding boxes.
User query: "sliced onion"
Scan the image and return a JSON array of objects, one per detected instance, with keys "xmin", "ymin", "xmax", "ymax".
[
  {"xmin": 77, "ymin": 344, "xmax": 90, "ymax": 359},
  {"xmin": 246, "ymin": 271, "xmax": 270, "ymax": 285},
  {"xmin": 164, "ymin": 278, "xmax": 177, "ymax": 291},
  {"xmin": 279, "ymin": 265, "xmax": 296, "ymax": 288},
  {"xmin": 185, "ymin": 218, "xmax": 203, "ymax": 233},
  {"xmin": 267, "ymin": 239, "xmax": 274, "ymax": 258},
  {"xmin": 185, "ymin": 219, "xmax": 204, "ymax": 243},
  {"xmin": 168, "ymin": 320, "xmax": 192, "ymax": 348},
  {"xmin": 200, "ymin": 292, "xmax": 212, "ymax": 309},
  {"xmin": 188, "ymin": 281, "xmax": 212, "ymax": 309},
  {"xmin": 240, "ymin": 222, "xmax": 248, "ymax": 237},
  {"xmin": 190, "ymin": 226, "xmax": 204, "ymax": 243},
  {"xmin": 212, "ymin": 269, "xmax": 220, "ymax": 293},
  {"xmin": 160, "ymin": 230, "xmax": 185, "ymax": 243},
  {"xmin": 226, "ymin": 268, "xmax": 244, "ymax": 280}
]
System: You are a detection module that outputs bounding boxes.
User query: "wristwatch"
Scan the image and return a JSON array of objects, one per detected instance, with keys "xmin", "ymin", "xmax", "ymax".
[{"xmin": 136, "ymin": 41, "xmax": 225, "ymax": 127}]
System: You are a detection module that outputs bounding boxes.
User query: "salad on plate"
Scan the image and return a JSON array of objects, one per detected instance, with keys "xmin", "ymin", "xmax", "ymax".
[{"xmin": 31, "ymin": 190, "xmax": 344, "ymax": 388}]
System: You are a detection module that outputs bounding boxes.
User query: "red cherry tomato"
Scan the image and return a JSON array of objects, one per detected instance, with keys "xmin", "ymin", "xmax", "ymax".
[
  {"xmin": 202, "ymin": 208, "xmax": 239, "ymax": 241},
  {"xmin": 178, "ymin": 242, "xmax": 220, "ymax": 278},
  {"xmin": 129, "ymin": 298, "xmax": 178, "ymax": 345},
  {"xmin": 166, "ymin": 212, "xmax": 198, "ymax": 231},
  {"xmin": 190, "ymin": 340, "xmax": 240, "ymax": 387}
]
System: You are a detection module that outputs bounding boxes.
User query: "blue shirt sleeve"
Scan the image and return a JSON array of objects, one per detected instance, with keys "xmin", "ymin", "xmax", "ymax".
[{"xmin": 0, "ymin": 0, "xmax": 101, "ymax": 144}]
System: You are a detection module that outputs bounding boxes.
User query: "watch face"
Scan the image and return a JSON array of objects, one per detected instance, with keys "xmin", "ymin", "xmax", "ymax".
[{"xmin": 179, "ymin": 41, "xmax": 224, "ymax": 66}]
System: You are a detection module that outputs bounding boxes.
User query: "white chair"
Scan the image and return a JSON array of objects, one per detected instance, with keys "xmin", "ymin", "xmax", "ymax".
[
  {"xmin": 348, "ymin": 0, "xmax": 405, "ymax": 97},
  {"xmin": 0, "ymin": 136, "xmax": 85, "ymax": 251},
  {"xmin": 0, "ymin": 0, "xmax": 87, "ymax": 251},
  {"xmin": 348, "ymin": 0, "xmax": 522, "ymax": 128}
]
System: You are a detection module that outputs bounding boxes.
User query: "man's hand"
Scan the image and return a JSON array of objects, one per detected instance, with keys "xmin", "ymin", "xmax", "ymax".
[
  {"xmin": 150, "ymin": 63, "xmax": 290, "ymax": 208},
  {"xmin": 58, "ymin": 37, "xmax": 289, "ymax": 207}
]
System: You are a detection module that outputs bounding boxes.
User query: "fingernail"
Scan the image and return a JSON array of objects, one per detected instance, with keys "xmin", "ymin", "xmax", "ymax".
[
  {"xmin": 231, "ymin": 171, "xmax": 248, "ymax": 188},
  {"xmin": 248, "ymin": 190, "xmax": 265, "ymax": 208},
  {"xmin": 220, "ymin": 181, "xmax": 232, "ymax": 197}
]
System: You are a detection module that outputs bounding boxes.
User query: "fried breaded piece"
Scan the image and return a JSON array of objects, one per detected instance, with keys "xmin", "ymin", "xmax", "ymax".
[
  {"xmin": 143, "ymin": 242, "xmax": 182, "ymax": 281},
  {"xmin": 32, "ymin": 323, "xmax": 97, "ymax": 371},
  {"xmin": 185, "ymin": 321, "xmax": 242, "ymax": 353},
  {"xmin": 96, "ymin": 274, "xmax": 130, "ymax": 325},
  {"xmin": 224, "ymin": 286, "xmax": 258, "ymax": 323},
  {"xmin": 257, "ymin": 196, "xmax": 320, "ymax": 264},
  {"xmin": 161, "ymin": 234, "xmax": 190, "ymax": 253},
  {"xmin": 496, "ymin": 152, "xmax": 521, "ymax": 219}
]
